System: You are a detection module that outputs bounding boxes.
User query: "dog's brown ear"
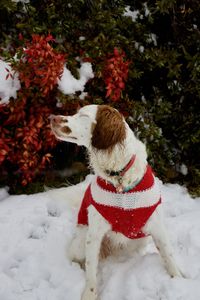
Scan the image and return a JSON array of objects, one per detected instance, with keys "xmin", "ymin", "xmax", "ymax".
[{"xmin": 92, "ymin": 105, "xmax": 126, "ymax": 150}]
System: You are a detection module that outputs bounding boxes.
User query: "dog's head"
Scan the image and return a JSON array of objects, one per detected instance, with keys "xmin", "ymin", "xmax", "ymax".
[{"xmin": 50, "ymin": 105, "xmax": 126, "ymax": 150}]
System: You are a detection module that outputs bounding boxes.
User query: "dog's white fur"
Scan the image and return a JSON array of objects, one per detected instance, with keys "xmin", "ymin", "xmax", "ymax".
[{"xmin": 51, "ymin": 104, "xmax": 182, "ymax": 300}]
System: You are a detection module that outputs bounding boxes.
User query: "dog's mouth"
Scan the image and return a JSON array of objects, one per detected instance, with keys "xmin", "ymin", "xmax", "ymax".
[
  {"xmin": 53, "ymin": 128, "xmax": 78, "ymax": 141},
  {"xmin": 51, "ymin": 124, "xmax": 77, "ymax": 141},
  {"xmin": 67, "ymin": 136, "xmax": 78, "ymax": 140}
]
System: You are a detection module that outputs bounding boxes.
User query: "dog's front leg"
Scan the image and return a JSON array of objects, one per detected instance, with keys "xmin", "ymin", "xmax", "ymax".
[
  {"xmin": 68, "ymin": 225, "xmax": 87, "ymax": 268},
  {"xmin": 81, "ymin": 205, "xmax": 111, "ymax": 300},
  {"xmin": 144, "ymin": 206, "xmax": 183, "ymax": 278}
]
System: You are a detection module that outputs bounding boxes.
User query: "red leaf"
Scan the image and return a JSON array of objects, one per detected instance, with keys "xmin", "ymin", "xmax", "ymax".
[{"xmin": 19, "ymin": 33, "xmax": 23, "ymax": 41}]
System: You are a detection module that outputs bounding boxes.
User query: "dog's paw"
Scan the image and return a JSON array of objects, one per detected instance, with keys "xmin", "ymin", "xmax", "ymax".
[
  {"xmin": 168, "ymin": 266, "xmax": 185, "ymax": 278},
  {"xmin": 71, "ymin": 258, "xmax": 85, "ymax": 270},
  {"xmin": 81, "ymin": 286, "xmax": 98, "ymax": 300},
  {"xmin": 171, "ymin": 270, "xmax": 187, "ymax": 279}
]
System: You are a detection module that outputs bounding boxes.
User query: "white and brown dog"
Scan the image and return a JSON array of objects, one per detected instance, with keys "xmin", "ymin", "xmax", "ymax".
[{"xmin": 50, "ymin": 104, "xmax": 182, "ymax": 300}]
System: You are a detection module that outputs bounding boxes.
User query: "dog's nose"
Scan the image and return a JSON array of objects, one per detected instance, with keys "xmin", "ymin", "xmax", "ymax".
[{"xmin": 50, "ymin": 115, "xmax": 62, "ymax": 124}]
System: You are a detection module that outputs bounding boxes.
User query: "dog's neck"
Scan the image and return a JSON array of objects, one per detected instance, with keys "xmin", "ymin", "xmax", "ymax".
[{"xmin": 88, "ymin": 125, "xmax": 148, "ymax": 189}]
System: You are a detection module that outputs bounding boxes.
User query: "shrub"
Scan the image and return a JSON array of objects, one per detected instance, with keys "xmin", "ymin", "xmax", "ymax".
[
  {"xmin": 103, "ymin": 48, "xmax": 130, "ymax": 102},
  {"xmin": 0, "ymin": 35, "xmax": 65, "ymax": 187},
  {"xmin": 17, "ymin": 34, "xmax": 65, "ymax": 96},
  {"xmin": 0, "ymin": 0, "xmax": 199, "ymax": 195}
]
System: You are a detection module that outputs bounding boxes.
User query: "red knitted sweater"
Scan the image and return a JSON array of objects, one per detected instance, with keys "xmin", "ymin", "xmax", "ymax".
[{"xmin": 78, "ymin": 165, "xmax": 161, "ymax": 239}]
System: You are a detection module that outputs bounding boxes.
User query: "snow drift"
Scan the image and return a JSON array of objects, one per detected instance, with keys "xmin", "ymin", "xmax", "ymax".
[{"xmin": 0, "ymin": 178, "xmax": 200, "ymax": 300}]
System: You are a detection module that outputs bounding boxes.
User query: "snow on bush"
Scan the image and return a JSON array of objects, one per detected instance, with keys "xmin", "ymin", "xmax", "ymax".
[
  {"xmin": 12, "ymin": 0, "xmax": 30, "ymax": 3},
  {"xmin": 0, "ymin": 59, "xmax": 93, "ymax": 106},
  {"xmin": 58, "ymin": 62, "xmax": 94, "ymax": 95},
  {"xmin": 124, "ymin": 6, "xmax": 139, "ymax": 22},
  {"xmin": 0, "ymin": 60, "xmax": 21, "ymax": 105}
]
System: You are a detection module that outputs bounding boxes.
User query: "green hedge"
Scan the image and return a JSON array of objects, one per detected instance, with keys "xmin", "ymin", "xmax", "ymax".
[{"xmin": 0, "ymin": 0, "xmax": 199, "ymax": 195}]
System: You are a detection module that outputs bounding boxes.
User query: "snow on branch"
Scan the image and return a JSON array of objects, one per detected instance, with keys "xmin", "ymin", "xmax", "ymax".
[
  {"xmin": 0, "ymin": 60, "xmax": 21, "ymax": 105},
  {"xmin": 58, "ymin": 62, "xmax": 94, "ymax": 95}
]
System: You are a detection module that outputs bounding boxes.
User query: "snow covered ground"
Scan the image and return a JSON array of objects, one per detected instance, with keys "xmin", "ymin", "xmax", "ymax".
[{"xmin": 0, "ymin": 177, "xmax": 200, "ymax": 300}]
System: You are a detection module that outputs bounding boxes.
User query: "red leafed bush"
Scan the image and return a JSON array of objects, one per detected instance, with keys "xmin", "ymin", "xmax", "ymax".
[
  {"xmin": 103, "ymin": 48, "xmax": 130, "ymax": 102},
  {"xmin": 0, "ymin": 134, "xmax": 11, "ymax": 165},
  {"xmin": 17, "ymin": 34, "xmax": 65, "ymax": 96},
  {"xmin": 0, "ymin": 35, "xmax": 66, "ymax": 187}
]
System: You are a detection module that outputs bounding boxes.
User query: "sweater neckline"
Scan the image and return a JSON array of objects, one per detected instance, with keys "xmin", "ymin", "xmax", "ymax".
[{"xmin": 97, "ymin": 165, "xmax": 153, "ymax": 194}]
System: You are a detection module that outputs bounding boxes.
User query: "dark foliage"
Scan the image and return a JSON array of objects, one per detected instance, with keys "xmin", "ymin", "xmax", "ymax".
[{"xmin": 0, "ymin": 0, "xmax": 199, "ymax": 195}]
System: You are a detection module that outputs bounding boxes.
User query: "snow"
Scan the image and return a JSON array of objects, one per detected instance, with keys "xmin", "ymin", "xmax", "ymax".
[
  {"xmin": 147, "ymin": 33, "xmax": 157, "ymax": 46},
  {"xmin": 0, "ymin": 60, "xmax": 21, "ymax": 105},
  {"xmin": 124, "ymin": 3, "xmax": 150, "ymax": 22},
  {"xmin": 144, "ymin": 3, "xmax": 150, "ymax": 17},
  {"xmin": 0, "ymin": 178, "xmax": 200, "ymax": 300},
  {"xmin": 79, "ymin": 36, "xmax": 86, "ymax": 41},
  {"xmin": 177, "ymin": 164, "xmax": 188, "ymax": 176},
  {"xmin": 12, "ymin": 0, "xmax": 30, "ymax": 3},
  {"xmin": 134, "ymin": 42, "xmax": 145, "ymax": 53},
  {"xmin": 79, "ymin": 92, "xmax": 88, "ymax": 100},
  {"xmin": 0, "ymin": 58, "xmax": 93, "ymax": 105},
  {"xmin": 58, "ymin": 62, "xmax": 94, "ymax": 95},
  {"xmin": 124, "ymin": 6, "xmax": 139, "ymax": 22}
]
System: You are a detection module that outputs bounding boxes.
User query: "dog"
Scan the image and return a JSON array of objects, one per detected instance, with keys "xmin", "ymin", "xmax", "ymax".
[{"xmin": 50, "ymin": 104, "xmax": 182, "ymax": 300}]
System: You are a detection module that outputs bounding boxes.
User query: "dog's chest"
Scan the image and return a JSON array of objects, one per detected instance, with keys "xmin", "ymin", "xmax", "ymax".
[
  {"xmin": 90, "ymin": 176, "xmax": 160, "ymax": 210},
  {"xmin": 78, "ymin": 166, "xmax": 161, "ymax": 239}
]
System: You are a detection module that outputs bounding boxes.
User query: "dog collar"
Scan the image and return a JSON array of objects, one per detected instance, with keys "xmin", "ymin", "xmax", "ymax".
[
  {"xmin": 105, "ymin": 154, "xmax": 136, "ymax": 193},
  {"xmin": 105, "ymin": 154, "xmax": 136, "ymax": 177}
]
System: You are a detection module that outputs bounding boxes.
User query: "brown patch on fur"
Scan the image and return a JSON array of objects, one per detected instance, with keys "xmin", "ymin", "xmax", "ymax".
[
  {"xmin": 100, "ymin": 236, "xmax": 125, "ymax": 260},
  {"xmin": 91, "ymin": 105, "xmax": 126, "ymax": 151},
  {"xmin": 61, "ymin": 126, "xmax": 72, "ymax": 134},
  {"xmin": 100, "ymin": 236, "xmax": 113, "ymax": 259}
]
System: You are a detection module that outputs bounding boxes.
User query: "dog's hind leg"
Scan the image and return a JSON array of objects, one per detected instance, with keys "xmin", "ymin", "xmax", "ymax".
[
  {"xmin": 81, "ymin": 205, "xmax": 111, "ymax": 300},
  {"xmin": 144, "ymin": 206, "xmax": 183, "ymax": 277}
]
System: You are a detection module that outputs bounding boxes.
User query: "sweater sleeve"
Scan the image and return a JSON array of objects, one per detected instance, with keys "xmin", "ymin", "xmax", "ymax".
[{"xmin": 77, "ymin": 184, "xmax": 92, "ymax": 225}]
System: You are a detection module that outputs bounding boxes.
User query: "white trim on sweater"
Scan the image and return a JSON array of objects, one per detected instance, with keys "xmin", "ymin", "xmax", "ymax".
[{"xmin": 90, "ymin": 176, "xmax": 161, "ymax": 210}]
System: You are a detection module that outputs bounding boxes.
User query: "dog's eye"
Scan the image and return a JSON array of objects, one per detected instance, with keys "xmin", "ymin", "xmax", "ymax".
[{"xmin": 79, "ymin": 114, "xmax": 89, "ymax": 118}]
